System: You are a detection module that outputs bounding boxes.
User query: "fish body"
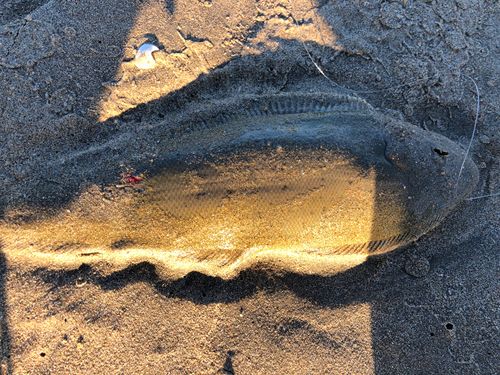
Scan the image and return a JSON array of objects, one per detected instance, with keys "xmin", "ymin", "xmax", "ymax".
[
  {"xmin": 139, "ymin": 94, "xmax": 478, "ymax": 259},
  {"xmin": 2, "ymin": 93, "xmax": 479, "ymax": 276}
]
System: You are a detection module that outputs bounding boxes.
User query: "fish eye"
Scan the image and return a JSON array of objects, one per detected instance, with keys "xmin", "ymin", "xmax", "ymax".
[{"xmin": 433, "ymin": 147, "xmax": 449, "ymax": 156}]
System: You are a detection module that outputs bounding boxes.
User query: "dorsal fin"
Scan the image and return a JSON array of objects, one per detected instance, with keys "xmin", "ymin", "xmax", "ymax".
[
  {"xmin": 241, "ymin": 93, "xmax": 373, "ymax": 118},
  {"xmin": 173, "ymin": 93, "xmax": 373, "ymax": 133}
]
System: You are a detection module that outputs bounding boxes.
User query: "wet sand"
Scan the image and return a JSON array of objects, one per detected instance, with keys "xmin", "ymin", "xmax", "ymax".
[{"xmin": 0, "ymin": 0, "xmax": 499, "ymax": 373}]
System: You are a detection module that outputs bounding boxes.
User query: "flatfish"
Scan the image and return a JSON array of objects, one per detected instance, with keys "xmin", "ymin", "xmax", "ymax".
[{"xmin": 2, "ymin": 93, "xmax": 479, "ymax": 277}]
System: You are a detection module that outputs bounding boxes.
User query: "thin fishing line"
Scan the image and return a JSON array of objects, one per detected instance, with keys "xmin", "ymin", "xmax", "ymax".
[
  {"xmin": 457, "ymin": 75, "xmax": 480, "ymax": 186},
  {"xmin": 287, "ymin": 0, "xmax": 438, "ymax": 94},
  {"xmin": 466, "ymin": 192, "xmax": 500, "ymax": 201}
]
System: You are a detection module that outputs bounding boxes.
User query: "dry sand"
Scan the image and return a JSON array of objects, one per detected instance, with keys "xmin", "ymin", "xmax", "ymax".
[{"xmin": 0, "ymin": 0, "xmax": 499, "ymax": 373}]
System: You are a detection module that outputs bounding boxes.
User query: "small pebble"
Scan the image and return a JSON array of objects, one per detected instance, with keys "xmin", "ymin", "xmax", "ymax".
[
  {"xmin": 405, "ymin": 255, "xmax": 430, "ymax": 277},
  {"xmin": 479, "ymin": 135, "xmax": 490, "ymax": 144}
]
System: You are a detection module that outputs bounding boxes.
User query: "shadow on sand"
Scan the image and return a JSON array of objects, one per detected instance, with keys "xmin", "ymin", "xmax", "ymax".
[
  {"xmin": 0, "ymin": 244, "xmax": 10, "ymax": 374},
  {"xmin": 0, "ymin": 0, "xmax": 489, "ymax": 372}
]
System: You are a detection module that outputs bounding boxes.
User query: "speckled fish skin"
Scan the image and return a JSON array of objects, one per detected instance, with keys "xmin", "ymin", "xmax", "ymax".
[
  {"xmin": 133, "ymin": 93, "xmax": 479, "ymax": 258},
  {"xmin": 2, "ymin": 93, "xmax": 479, "ymax": 273}
]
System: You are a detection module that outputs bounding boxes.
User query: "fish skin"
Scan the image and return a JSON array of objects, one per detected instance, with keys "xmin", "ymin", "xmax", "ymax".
[
  {"xmin": 0, "ymin": 93, "xmax": 479, "ymax": 276},
  {"xmin": 136, "ymin": 95, "xmax": 478, "ymax": 257}
]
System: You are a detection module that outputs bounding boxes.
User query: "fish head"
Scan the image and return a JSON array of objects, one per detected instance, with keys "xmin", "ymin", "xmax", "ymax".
[{"xmin": 379, "ymin": 115, "xmax": 479, "ymax": 233}]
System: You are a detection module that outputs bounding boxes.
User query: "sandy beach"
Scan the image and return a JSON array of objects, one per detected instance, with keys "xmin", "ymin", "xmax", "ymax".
[{"xmin": 0, "ymin": 0, "xmax": 499, "ymax": 373}]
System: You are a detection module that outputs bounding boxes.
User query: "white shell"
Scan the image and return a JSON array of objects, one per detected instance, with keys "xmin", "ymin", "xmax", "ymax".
[{"xmin": 133, "ymin": 43, "xmax": 159, "ymax": 69}]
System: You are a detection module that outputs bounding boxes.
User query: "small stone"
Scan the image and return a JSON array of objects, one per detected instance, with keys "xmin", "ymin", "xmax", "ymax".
[
  {"xmin": 479, "ymin": 135, "xmax": 490, "ymax": 144},
  {"xmin": 77, "ymin": 335, "xmax": 84, "ymax": 348},
  {"xmin": 405, "ymin": 256, "xmax": 430, "ymax": 277},
  {"xmin": 379, "ymin": 2, "xmax": 407, "ymax": 29},
  {"xmin": 63, "ymin": 26, "xmax": 76, "ymax": 40},
  {"xmin": 445, "ymin": 28, "xmax": 467, "ymax": 51}
]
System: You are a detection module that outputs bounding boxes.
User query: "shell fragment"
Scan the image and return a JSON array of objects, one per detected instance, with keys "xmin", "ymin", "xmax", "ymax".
[{"xmin": 133, "ymin": 43, "xmax": 159, "ymax": 69}]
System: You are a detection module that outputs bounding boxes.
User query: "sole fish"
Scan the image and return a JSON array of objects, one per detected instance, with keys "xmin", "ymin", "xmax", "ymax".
[{"xmin": 1, "ymin": 93, "xmax": 479, "ymax": 278}]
